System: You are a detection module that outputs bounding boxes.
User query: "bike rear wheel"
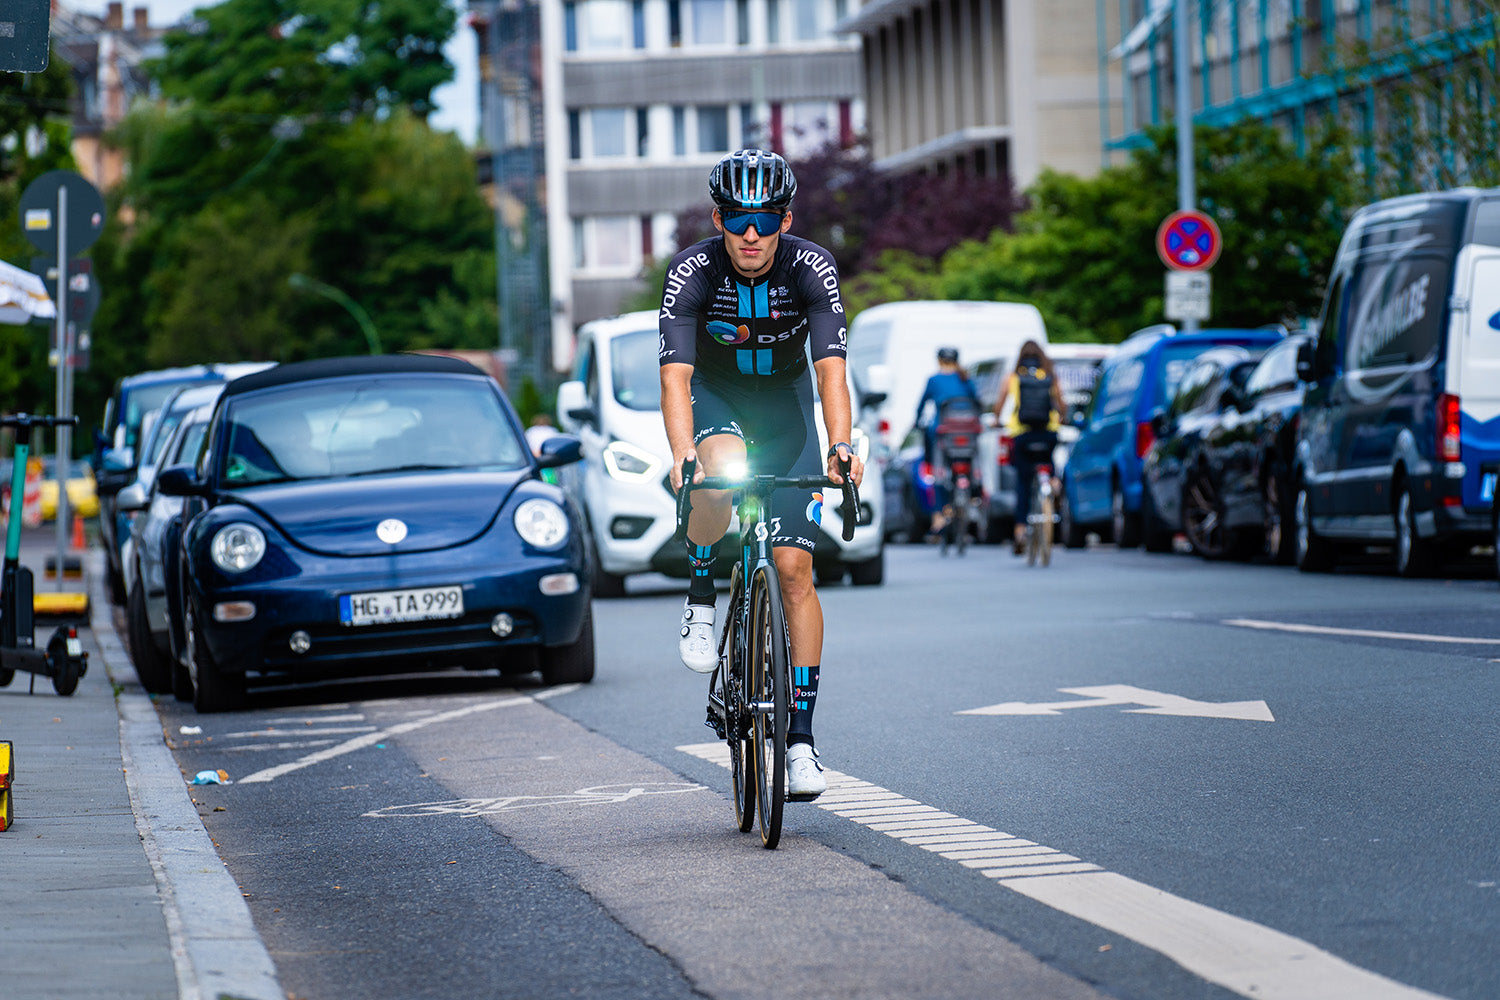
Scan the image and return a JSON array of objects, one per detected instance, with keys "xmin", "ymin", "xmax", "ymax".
[{"xmin": 748, "ymin": 564, "xmax": 789, "ymax": 849}]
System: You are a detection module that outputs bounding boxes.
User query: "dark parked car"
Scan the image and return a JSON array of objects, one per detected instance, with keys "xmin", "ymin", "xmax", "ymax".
[
  {"xmin": 1060, "ymin": 324, "xmax": 1288, "ymax": 548},
  {"xmin": 94, "ymin": 363, "xmax": 272, "ymax": 605},
  {"xmin": 156, "ymin": 354, "xmax": 590, "ymax": 712},
  {"xmin": 1139, "ymin": 345, "xmax": 1270, "ymax": 557}
]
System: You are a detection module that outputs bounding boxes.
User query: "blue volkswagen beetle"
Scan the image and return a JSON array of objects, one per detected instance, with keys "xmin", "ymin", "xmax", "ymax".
[{"xmin": 156, "ymin": 354, "xmax": 591, "ymax": 712}]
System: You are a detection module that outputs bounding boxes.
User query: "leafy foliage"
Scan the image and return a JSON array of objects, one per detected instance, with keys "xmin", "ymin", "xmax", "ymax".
[{"xmin": 908, "ymin": 122, "xmax": 1358, "ymax": 342}]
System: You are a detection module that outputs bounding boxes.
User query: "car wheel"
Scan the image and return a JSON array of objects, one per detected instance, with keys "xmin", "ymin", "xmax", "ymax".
[
  {"xmin": 126, "ymin": 579, "xmax": 173, "ymax": 694},
  {"xmin": 0, "ymin": 666, "xmax": 13, "ymax": 687},
  {"xmin": 1263, "ymin": 472, "xmax": 1294, "ymax": 565},
  {"xmin": 540, "ymin": 602, "xmax": 595, "ymax": 684},
  {"xmin": 1294, "ymin": 482, "xmax": 1336, "ymax": 573},
  {"xmin": 1111, "ymin": 483, "xmax": 1140, "ymax": 549},
  {"xmin": 184, "ymin": 598, "xmax": 244, "ymax": 713},
  {"xmin": 848, "ymin": 549, "xmax": 884, "ymax": 586},
  {"xmin": 1140, "ymin": 484, "xmax": 1174, "ymax": 553},
  {"xmin": 1394, "ymin": 482, "xmax": 1436, "ymax": 578},
  {"xmin": 1058, "ymin": 488, "xmax": 1086, "ymax": 549},
  {"xmin": 1182, "ymin": 472, "xmax": 1228, "ymax": 559},
  {"xmin": 106, "ymin": 557, "xmax": 127, "ymax": 606}
]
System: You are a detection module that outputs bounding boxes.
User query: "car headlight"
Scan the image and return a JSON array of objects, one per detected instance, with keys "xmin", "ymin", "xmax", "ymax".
[
  {"xmin": 515, "ymin": 498, "xmax": 569, "ymax": 549},
  {"xmin": 211, "ymin": 523, "xmax": 266, "ymax": 573},
  {"xmin": 602, "ymin": 440, "xmax": 663, "ymax": 482},
  {"xmin": 850, "ymin": 428, "xmax": 871, "ymax": 463}
]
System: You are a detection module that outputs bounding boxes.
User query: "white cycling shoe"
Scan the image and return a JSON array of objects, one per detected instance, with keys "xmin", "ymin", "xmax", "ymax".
[
  {"xmin": 679, "ymin": 600, "xmax": 717, "ymax": 673},
  {"xmin": 787, "ymin": 743, "xmax": 826, "ymax": 799}
]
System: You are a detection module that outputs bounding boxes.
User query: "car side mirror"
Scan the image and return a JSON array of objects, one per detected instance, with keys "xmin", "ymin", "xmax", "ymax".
[
  {"xmin": 155, "ymin": 464, "xmax": 207, "ymax": 498},
  {"xmin": 97, "ymin": 447, "xmax": 135, "ymax": 495},
  {"xmin": 1295, "ymin": 340, "xmax": 1316, "ymax": 382},
  {"xmin": 555, "ymin": 380, "xmax": 596, "ymax": 428},
  {"xmin": 535, "ymin": 434, "xmax": 583, "ymax": 469},
  {"xmin": 860, "ymin": 390, "xmax": 888, "ymax": 410},
  {"xmin": 114, "ymin": 481, "xmax": 150, "ymax": 513}
]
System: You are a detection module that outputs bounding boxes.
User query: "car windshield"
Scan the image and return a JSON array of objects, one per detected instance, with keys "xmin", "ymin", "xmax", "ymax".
[
  {"xmin": 1158, "ymin": 342, "xmax": 1257, "ymax": 402},
  {"xmin": 220, "ymin": 377, "xmax": 527, "ymax": 485},
  {"xmin": 611, "ymin": 329, "xmax": 662, "ymax": 412}
]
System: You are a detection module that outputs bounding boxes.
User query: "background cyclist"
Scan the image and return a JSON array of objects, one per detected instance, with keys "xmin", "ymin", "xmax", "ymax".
[
  {"xmin": 991, "ymin": 339, "xmax": 1064, "ymax": 554},
  {"xmin": 659, "ymin": 148, "xmax": 864, "ymax": 800},
  {"xmin": 915, "ymin": 346, "xmax": 979, "ymax": 537}
]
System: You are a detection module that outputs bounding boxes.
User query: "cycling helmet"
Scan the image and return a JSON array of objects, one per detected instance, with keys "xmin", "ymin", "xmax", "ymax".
[
  {"xmin": 709, "ymin": 149, "xmax": 798, "ymax": 211},
  {"xmin": 937, "ymin": 347, "xmax": 959, "ymax": 363}
]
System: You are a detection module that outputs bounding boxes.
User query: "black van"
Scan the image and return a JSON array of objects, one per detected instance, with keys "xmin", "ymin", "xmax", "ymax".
[{"xmin": 1293, "ymin": 188, "xmax": 1500, "ymax": 576}]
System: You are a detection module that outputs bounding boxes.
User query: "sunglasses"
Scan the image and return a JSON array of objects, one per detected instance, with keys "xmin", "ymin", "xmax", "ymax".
[{"xmin": 720, "ymin": 209, "xmax": 784, "ymax": 236}]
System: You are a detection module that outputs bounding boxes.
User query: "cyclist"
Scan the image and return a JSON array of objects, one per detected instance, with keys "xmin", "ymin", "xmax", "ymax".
[
  {"xmin": 659, "ymin": 148, "xmax": 864, "ymax": 800},
  {"xmin": 915, "ymin": 347, "xmax": 978, "ymax": 467},
  {"xmin": 992, "ymin": 340, "xmax": 1064, "ymax": 554}
]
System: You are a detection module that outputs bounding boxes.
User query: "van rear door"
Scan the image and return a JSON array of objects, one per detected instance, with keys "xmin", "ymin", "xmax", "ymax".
[{"xmin": 1453, "ymin": 245, "xmax": 1500, "ymax": 507}]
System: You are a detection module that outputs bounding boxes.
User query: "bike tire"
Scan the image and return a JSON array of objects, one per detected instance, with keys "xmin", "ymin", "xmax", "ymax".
[
  {"xmin": 720, "ymin": 568, "xmax": 754, "ymax": 834},
  {"xmin": 748, "ymin": 564, "xmax": 789, "ymax": 849},
  {"xmin": 1039, "ymin": 492, "xmax": 1054, "ymax": 567}
]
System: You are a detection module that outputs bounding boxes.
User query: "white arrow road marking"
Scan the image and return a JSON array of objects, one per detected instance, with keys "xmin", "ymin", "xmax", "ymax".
[
  {"xmin": 678, "ymin": 742, "xmax": 1447, "ymax": 1000},
  {"xmin": 235, "ymin": 686, "xmax": 580, "ymax": 784},
  {"xmin": 1226, "ymin": 618, "xmax": 1500, "ymax": 645},
  {"xmin": 957, "ymin": 684, "xmax": 1274, "ymax": 722}
]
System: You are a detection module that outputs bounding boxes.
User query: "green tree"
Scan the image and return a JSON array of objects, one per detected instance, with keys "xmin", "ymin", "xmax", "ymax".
[{"xmin": 924, "ymin": 121, "xmax": 1357, "ymax": 343}]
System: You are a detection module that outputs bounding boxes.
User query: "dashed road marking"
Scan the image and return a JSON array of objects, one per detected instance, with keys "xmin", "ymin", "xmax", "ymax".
[{"xmin": 678, "ymin": 742, "xmax": 1448, "ymax": 1000}]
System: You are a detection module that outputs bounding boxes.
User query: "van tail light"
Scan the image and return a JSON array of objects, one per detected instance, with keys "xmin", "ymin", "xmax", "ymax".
[
  {"xmin": 1135, "ymin": 421, "xmax": 1155, "ymax": 460},
  {"xmin": 997, "ymin": 436, "xmax": 1013, "ymax": 466},
  {"xmin": 1438, "ymin": 393, "xmax": 1461, "ymax": 462}
]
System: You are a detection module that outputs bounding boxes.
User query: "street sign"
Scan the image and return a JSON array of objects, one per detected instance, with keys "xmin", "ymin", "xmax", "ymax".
[
  {"xmin": 31, "ymin": 257, "xmax": 100, "ymax": 329},
  {"xmin": 1165, "ymin": 271, "xmax": 1211, "ymax": 322},
  {"xmin": 1156, "ymin": 209, "xmax": 1221, "ymax": 272},
  {"xmin": 0, "ymin": 0, "xmax": 50, "ymax": 73},
  {"xmin": 19, "ymin": 171, "xmax": 106, "ymax": 257}
]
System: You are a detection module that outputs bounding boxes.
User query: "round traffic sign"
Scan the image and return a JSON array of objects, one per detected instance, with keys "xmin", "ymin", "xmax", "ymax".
[
  {"xmin": 1156, "ymin": 209, "xmax": 1221, "ymax": 272},
  {"xmin": 18, "ymin": 170, "xmax": 107, "ymax": 258}
]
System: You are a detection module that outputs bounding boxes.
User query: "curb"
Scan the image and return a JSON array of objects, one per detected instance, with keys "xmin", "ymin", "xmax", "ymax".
[{"xmin": 90, "ymin": 551, "xmax": 284, "ymax": 1000}]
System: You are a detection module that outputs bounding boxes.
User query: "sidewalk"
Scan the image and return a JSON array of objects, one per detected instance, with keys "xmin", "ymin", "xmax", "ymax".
[{"xmin": 0, "ymin": 527, "xmax": 282, "ymax": 1000}]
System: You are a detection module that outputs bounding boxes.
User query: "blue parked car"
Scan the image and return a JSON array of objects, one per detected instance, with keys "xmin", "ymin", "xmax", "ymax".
[
  {"xmin": 156, "ymin": 354, "xmax": 590, "ymax": 712},
  {"xmin": 1060, "ymin": 324, "xmax": 1288, "ymax": 548}
]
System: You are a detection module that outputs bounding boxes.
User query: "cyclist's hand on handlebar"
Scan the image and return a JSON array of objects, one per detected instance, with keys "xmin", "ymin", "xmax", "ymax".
[
  {"xmin": 826, "ymin": 444, "xmax": 864, "ymax": 488},
  {"xmin": 670, "ymin": 448, "xmax": 705, "ymax": 493}
]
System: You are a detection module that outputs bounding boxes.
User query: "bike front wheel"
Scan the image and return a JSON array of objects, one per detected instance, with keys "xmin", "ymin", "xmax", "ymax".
[
  {"xmin": 747, "ymin": 564, "xmax": 790, "ymax": 849},
  {"xmin": 719, "ymin": 567, "xmax": 754, "ymax": 833}
]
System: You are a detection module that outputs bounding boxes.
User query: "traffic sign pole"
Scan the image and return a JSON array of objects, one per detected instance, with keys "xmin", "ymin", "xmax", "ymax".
[
  {"xmin": 52, "ymin": 185, "xmax": 69, "ymax": 591},
  {"xmin": 1174, "ymin": 0, "xmax": 1197, "ymax": 332}
]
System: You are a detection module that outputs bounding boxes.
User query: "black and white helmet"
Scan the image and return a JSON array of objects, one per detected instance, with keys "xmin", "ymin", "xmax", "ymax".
[{"xmin": 708, "ymin": 149, "xmax": 798, "ymax": 211}]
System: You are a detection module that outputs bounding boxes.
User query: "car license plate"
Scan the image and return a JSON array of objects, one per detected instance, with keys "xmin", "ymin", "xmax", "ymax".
[{"xmin": 339, "ymin": 585, "xmax": 464, "ymax": 626}]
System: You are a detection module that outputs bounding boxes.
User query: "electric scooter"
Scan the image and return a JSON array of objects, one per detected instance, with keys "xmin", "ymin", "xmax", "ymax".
[{"xmin": 1, "ymin": 414, "xmax": 87, "ymax": 695}]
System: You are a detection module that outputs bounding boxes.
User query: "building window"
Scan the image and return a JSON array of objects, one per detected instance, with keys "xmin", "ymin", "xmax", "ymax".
[
  {"xmin": 778, "ymin": 101, "xmax": 836, "ymax": 157},
  {"xmin": 697, "ymin": 105, "xmax": 730, "ymax": 153},
  {"xmin": 574, "ymin": 215, "xmax": 641, "ymax": 272},
  {"xmin": 737, "ymin": 0, "xmax": 751, "ymax": 45},
  {"xmin": 568, "ymin": 0, "xmax": 635, "ymax": 52},
  {"xmin": 569, "ymin": 108, "xmax": 649, "ymax": 160},
  {"xmin": 790, "ymin": 0, "xmax": 820, "ymax": 41},
  {"xmin": 767, "ymin": 0, "xmax": 780, "ymax": 43},
  {"xmin": 673, "ymin": 106, "xmax": 687, "ymax": 155}
]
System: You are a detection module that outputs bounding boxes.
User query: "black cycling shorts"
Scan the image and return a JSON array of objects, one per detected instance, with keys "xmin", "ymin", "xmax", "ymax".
[{"xmin": 691, "ymin": 375, "xmax": 823, "ymax": 553}]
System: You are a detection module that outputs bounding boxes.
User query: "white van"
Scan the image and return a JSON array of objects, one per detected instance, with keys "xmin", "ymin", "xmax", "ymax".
[
  {"xmin": 556, "ymin": 311, "xmax": 885, "ymax": 596},
  {"xmin": 847, "ymin": 300, "xmax": 1047, "ymax": 540}
]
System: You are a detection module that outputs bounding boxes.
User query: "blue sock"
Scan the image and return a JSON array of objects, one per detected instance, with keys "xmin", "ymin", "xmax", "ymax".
[{"xmin": 686, "ymin": 542, "xmax": 716, "ymax": 605}]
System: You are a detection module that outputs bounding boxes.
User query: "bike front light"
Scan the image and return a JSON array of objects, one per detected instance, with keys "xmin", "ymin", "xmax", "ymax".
[
  {"xmin": 602, "ymin": 440, "xmax": 662, "ymax": 483},
  {"xmin": 515, "ymin": 498, "xmax": 569, "ymax": 549},
  {"xmin": 211, "ymin": 523, "xmax": 266, "ymax": 573}
]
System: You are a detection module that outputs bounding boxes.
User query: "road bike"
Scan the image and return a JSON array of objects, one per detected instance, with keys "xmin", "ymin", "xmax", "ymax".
[
  {"xmin": 675, "ymin": 454, "xmax": 858, "ymax": 849},
  {"xmin": 1019, "ymin": 438, "xmax": 1057, "ymax": 567},
  {"xmin": 934, "ymin": 401, "xmax": 982, "ymax": 557}
]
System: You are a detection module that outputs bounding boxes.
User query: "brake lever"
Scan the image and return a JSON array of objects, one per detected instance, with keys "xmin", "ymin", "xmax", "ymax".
[
  {"xmin": 837, "ymin": 454, "xmax": 859, "ymax": 542},
  {"xmin": 674, "ymin": 456, "xmax": 696, "ymax": 543}
]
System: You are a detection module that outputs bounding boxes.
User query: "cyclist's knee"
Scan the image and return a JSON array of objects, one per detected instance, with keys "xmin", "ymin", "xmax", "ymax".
[{"xmin": 773, "ymin": 548, "xmax": 814, "ymax": 597}]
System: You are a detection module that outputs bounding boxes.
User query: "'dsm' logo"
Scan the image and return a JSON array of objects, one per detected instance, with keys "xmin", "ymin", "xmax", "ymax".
[{"xmin": 707, "ymin": 320, "xmax": 750, "ymax": 345}]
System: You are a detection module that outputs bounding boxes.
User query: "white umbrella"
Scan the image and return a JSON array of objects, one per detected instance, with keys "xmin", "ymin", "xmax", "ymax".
[{"xmin": 0, "ymin": 258, "xmax": 56, "ymax": 325}]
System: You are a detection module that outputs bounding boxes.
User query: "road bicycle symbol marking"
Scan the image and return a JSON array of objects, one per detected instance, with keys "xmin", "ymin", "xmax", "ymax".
[{"xmin": 364, "ymin": 782, "xmax": 707, "ymax": 818}]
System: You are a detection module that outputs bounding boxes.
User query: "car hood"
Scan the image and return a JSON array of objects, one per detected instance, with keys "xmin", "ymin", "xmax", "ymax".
[{"xmin": 226, "ymin": 470, "xmax": 529, "ymax": 555}]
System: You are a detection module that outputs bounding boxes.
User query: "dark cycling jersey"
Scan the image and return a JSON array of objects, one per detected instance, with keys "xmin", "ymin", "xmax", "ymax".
[{"xmin": 658, "ymin": 234, "xmax": 846, "ymax": 385}]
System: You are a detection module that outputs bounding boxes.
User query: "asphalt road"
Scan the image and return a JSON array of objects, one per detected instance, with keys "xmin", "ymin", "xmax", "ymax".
[{"xmin": 148, "ymin": 539, "xmax": 1500, "ymax": 1000}]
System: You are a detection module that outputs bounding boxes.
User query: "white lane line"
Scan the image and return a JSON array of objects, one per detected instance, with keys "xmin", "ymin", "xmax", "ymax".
[
  {"xmin": 677, "ymin": 742, "xmax": 1448, "ymax": 1000},
  {"xmin": 219, "ymin": 740, "xmax": 339, "ymax": 753},
  {"xmin": 237, "ymin": 686, "xmax": 580, "ymax": 784},
  {"xmin": 1225, "ymin": 617, "xmax": 1500, "ymax": 645},
  {"xmin": 222, "ymin": 726, "xmax": 378, "ymax": 739},
  {"xmin": 253, "ymin": 713, "xmax": 368, "ymax": 724}
]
